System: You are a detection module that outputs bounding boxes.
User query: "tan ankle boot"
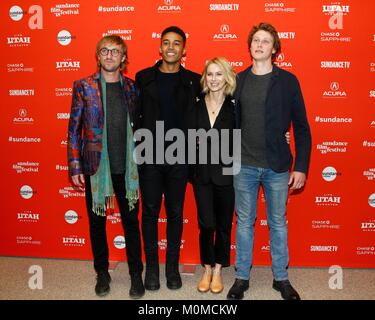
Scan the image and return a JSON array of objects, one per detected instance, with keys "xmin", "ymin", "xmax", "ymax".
[
  {"xmin": 210, "ymin": 269, "xmax": 223, "ymax": 294},
  {"xmin": 197, "ymin": 268, "xmax": 212, "ymax": 293}
]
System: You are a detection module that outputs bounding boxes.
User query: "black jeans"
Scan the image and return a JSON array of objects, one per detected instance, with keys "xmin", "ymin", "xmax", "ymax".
[
  {"xmin": 85, "ymin": 174, "xmax": 143, "ymax": 275},
  {"xmin": 139, "ymin": 164, "xmax": 188, "ymax": 271},
  {"xmin": 193, "ymin": 182, "xmax": 235, "ymax": 267}
]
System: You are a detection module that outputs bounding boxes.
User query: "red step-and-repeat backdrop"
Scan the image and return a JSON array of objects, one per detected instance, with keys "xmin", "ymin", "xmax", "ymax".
[{"xmin": 1, "ymin": 0, "xmax": 374, "ymax": 268}]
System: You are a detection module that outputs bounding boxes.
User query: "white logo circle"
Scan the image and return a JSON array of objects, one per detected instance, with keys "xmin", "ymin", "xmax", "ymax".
[
  {"xmin": 369, "ymin": 193, "xmax": 375, "ymax": 208},
  {"xmin": 322, "ymin": 166, "xmax": 337, "ymax": 182},
  {"xmin": 20, "ymin": 185, "xmax": 33, "ymax": 199},
  {"xmin": 64, "ymin": 210, "xmax": 78, "ymax": 224},
  {"xmin": 113, "ymin": 236, "xmax": 126, "ymax": 249},
  {"xmin": 9, "ymin": 5, "xmax": 23, "ymax": 21},
  {"xmin": 220, "ymin": 24, "xmax": 230, "ymax": 33},
  {"xmin": 57, "ymin": 30, "xmax": 72, "ymax": 46}
]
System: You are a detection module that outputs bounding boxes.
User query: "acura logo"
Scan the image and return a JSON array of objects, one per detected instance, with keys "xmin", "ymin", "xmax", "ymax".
[
  {"xmin": 330, "ymin": 82, "xmax": 339, "ymax": 91},
  {"xmin": 164, "ymin": 0, "xmax": 173, "ymax": 4},
  {"xmin": 220, "ymin": 24, "xmax": 230, "ymax": 33},
  {"xmin": 276, "ymin": 53, "xmax": 285, "ymax": 61},
  {"xmin": 19, "ymin": 108, "xmax": 27, "ymax": 117}
]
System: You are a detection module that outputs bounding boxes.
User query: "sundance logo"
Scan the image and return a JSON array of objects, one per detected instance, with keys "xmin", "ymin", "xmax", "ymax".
[
  {"xmin": 316, "ymin": 141, "xmax": 348, "ymax": 154},
  {"xmin": 321, "ymin": 61, "xmax": 350, "ymax": 69},
  {"xmin": 13, "ymin": 161, "xmax": 39, "ymax": 174},
  {"xmin": 51, "ymin": 3, "xmax": 80, "ymax": 17},
  {"xmin": 158, "ymin": 239, "xmax": 185, "ymax": 250},
  {"xmin": 157, "ymin": 0, "xmax": 182, "ymax": 13},
  {"xmin": 314, "ymin": 116, "xmax": 352, "ymax": 123},
  {"xmin": 264, "ymin": 2, "xmax": 296, "ymax": 13},
  {"xmin": 103, "ymin": 29, "xmax": 133, "ymax": 41},
  {"xmin": 63, "ymin": 236, "xmax": 85, "ymax": 246},
  {"xmin": 20, "ymin": 185, "xmax": 34, "ymax": 199},
  {"xmin": 56, "ymin": 59, "xmax": 80, "ymax": 71},
  {"xmin": 209, "ymin": 3, "xmax": 240, "ymax": 11},
  {"xmin": 107, "ymin": 212, "xmax": 122, "ymax": 224},
  {"xmin": 369, "ymin": 193, "xmax": 375, "ymax": 208},
  {"xmin": 9, "ymin": 5, "xmax": 27, "ymax": 21},
  {"xmin": 64, "ymin": 210, "xmax": 79, "ymax": 224},
  {"xmin": 363, "ymin": 168, "xmax": 375, "ymax": 181},
  {"xmin": 114, "ymin": 235, "xmax": 126, "ymax": 249},
  {"xmin": 322, "ymin": 82, "xmax": 347, "ymax": 98},
  {"xmin": 98, "ymin": 5, "xmax": 135, "ymax": 13},
  {"xmin": 310, "ymin": 245, "xmax": 338, "ymax": 252},
  {"xmin": 59, "ymin": 186, "xmax": 84, "ymax": 198},
  {"xmin": 7, "ymin": 63, "xmax": 33, "ymax": 73},
  {"xmin": 13, "ymin": 108, "xmax": 34, "ymax": 124},
  {"xmin": 55, "ymin": 88, "xmax": 72, "ymax": 97},
  {"xmin": 9, "ymin": 89, "xmax": 34, "ymax": 96},
  {"xmin": 213, "ymin": 24, "xmax": 238, "ymax": 41},
  {"xmin": 322, "ymin": 166, "xmax": 341, "ymax": 182},
  {"xmin": 8, "ymin": 136, "xmax": 41, "ymax": 143},
  {"xmin": 7, "ymin": 35, "xmax": 31, "ymax": 47},
  {"xmin": 17, "ymin": 211, "xmax": 39, "ymax": 223},
  {"xmin": 57, "ymin": 30, "xmax": 76, "ymax": 46},
  {"xmin": 315, "ymin": 194, "xmax": 341, "ymax": 206},
  {"xmin": 274, "ymin": 53, "xmax": 292, "ymax": 69}
]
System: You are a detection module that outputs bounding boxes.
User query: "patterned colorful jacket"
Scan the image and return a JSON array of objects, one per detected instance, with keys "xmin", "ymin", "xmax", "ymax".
[{"xmin": 68, "ymin": 72, "xmax": 139, "ymax": 177}]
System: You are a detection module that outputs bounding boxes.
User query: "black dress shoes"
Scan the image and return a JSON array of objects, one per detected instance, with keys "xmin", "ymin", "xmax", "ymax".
[
  {"xmin": 166, "ymin": 265, "xmax": 182, "ymax": 290},
  {"xmin": 145, "ymin": 268, "xmax": 160, "ymax": 291},
  {"xmin": 273, "ymin": 279, "xmax": 301, "ymax": 300},
  {"xmin": 227, "ymin": 279, "xmax": 249, "ymax": 300},
  {"xmin": 129, "ymin": 273, "xmax": 145, "ymax": 299},
  {"xmin": 95, "ymin": 270, "xmax": 111, "ymax": 297}
]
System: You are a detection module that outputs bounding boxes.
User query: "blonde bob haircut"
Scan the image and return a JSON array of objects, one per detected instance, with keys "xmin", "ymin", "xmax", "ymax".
[{"xmin": 200, "ymin": 57, "xmax": 236, "ymax": 96}]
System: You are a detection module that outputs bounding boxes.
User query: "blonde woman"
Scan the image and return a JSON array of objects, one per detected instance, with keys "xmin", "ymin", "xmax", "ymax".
[{"xmin": 190, "ymin": 57, "xmax": 236, "ymax": 294}]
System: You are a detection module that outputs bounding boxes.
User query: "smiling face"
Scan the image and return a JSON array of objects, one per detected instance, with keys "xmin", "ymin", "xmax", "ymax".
[
  {"xmin": 205, "ymin": 62, "xmax": 227, "ymax": 93},
  {"xmin": 250, "ymin": 30, "xmax": 276, "ymax": 63},
  {"xmin": 159, "ymin": 32, "xmax": 186, "ymax": 66}
]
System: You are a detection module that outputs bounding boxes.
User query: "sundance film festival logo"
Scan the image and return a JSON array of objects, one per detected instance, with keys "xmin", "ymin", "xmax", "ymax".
[
  {"xmin": 114, "ymin": 236, "xmax": 126, "ymax": 249},
  {"xmin": 7, "ymin": 34, "xmax": 31, "ymax": 47},
  {"xmin": 322, "ymin": 166, "xmax": 341, "ymax": 182},
  {"xmin": 363, "ymin": 168, "xmax": 375, "ymax": 181},
  {"xmin": 321, "ymin": 61, "xmax": 350, "ymax": 69},
  {"xmin": 315, "ymin": 194, "xmax": 341, "ymax": 206},
  {"xmin": 51, "ymin": 3, "xmax": 80, "ymax": 17},
  {"xmin": 274, "ymin": 53, "xmax": 292, "ymax": 69},
  {"xmin": 9, "ymin": 89, "xmax": 34, "ymax": 96},
  {"xmin": 56, "ymin": 59, "xmax": 80, "ymax": 71},
  {"xmin": 369, "ymin": 193, "xmax": 375, "ymax": 208},
  {"xmin": 264, "ymin": 2, "xmax": 296, "ymax": 13},
  {"xmin": 59, "ymin": 186, "xmax": 84, "ymax": 199},
  {"xmin": 55, "ymin": 88, "xmax": 72, "ymax": 97},
  {"xmin": 310, "ymin": 245, "xmax": 338, "ymax": 252},
  {"xmin": 57, "ymin": 30, "xmax": 76, "ymax": 46},
  {"xmin": 312, "ymin": 220, "xmax": 340, "ymax": 230},
  {"xmin": 63, "ymin": 236, "xmax": 85, "ymax": 247},
  {"xmin": 361, "ymin": 221, "xmax": 375, "ymax": 232},
  {"xmin": 64, "ymin": 210, "xmax": 79, "ymax": 224},
  {"xmin": 314, "ymin": 116, "xmax": 352, "ymax": 124},
  {"xmin": 16, "ymin": 236, "xmax": 41, "ymax": 245},
  {"xmin": 213, "ymin": 24, "xmax": 238, "ymax": 41},
  {"xmin": 209, "ymin": 3, "xmax": 240, "ymax": 11},
  {"xmin": 13, "ymin": 161, "xmax": 39, "ymax": 174},
  {"xmin": 322, "ymin": 81, "xmax": 347, "ymax": 98},
  {"xmin": 157, "ymin": 0, "xmax": 182, "ymax": 13},
  {"xmin": 356, "ymin": 246, "xmax": 375, "ymax": 255},
  {"xmin": 158, "ymin": 239, "xmax": 185, "ymax": 250},
  {"xmin": 317, "ymin": 141, "xmax": 348, "ymax": 154},
  {"xmin": 9, "ymin": 5, "xmax": 27, "ymax": 21},
  {"xmin": 20, "ymin": 185, "xmax": 35, "ymax": 199},
  {"xmin": 108, "ymin": 212, "xmax": 122, "ymax": 224},
  {"xmin": 13, "ymin": 108, "xmax": 34, "ymax": 124},
  {"xmin": 17, "ymin": 211, "xmax": 39, "ymax": 223},
  {"xmin": 7, "ymin": 63, "xmax": 33, "ymax": 73},
  {"xmin": 103, "ymin": 29, "xmax": 133, "ymax": 41}
]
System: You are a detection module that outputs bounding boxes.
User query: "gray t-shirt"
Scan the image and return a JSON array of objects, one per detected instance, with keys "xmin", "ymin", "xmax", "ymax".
[
  {"xmin": 240, "ymin": 70, "xmax": 272, "ymax": 168},
  {"xmin": 106, "ymin": 81, "xmax": 127, "ymax": 174}
]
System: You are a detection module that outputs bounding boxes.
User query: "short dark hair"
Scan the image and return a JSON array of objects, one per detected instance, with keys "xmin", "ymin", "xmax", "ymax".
[
  {"xmin": 161, "ymin": 26, "xmax": 186, "ymax": 45},
  {"xmin": 247, "ymin": 22, "xmax": 281, "ymax": 61}
]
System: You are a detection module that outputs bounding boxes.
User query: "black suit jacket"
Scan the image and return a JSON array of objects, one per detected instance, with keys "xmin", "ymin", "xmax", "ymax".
[
  {"xmin": 235, "ymin": 65, "xmax": 312, "ymax": 173},
  {"xmin": 190, "ymin": 96, "xmax": 235, "ymax": 186}
]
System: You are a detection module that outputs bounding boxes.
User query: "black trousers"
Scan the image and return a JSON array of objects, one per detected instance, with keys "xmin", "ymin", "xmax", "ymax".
[
  {"xmin": 193, "ymin": 182, "xmax": 235, "ymax": 267},
  {"xmin": 139, "ymin": 164, "xmax": 188, "ymax": 271},
  {"xmin": 85, "ymin": 174, "xmax": 143, "ymax": 275}
]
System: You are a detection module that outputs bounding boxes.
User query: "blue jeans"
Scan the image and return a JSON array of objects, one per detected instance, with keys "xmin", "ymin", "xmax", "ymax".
[{"xmin": 234, "ymin": 165, "xmax": 289, "ymax": 281}]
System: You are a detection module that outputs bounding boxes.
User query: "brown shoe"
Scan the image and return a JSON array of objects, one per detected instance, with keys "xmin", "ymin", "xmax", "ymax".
[
  {"xmin": 210, "ymin": 269, "xmax": 223, "ymax": 294},
  {"xmin": 197, "ymin": 268, "xmax": 212, "ymax": 293}
]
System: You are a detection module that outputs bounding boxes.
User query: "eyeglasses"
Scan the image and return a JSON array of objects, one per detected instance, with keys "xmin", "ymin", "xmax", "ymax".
[{"xmin": 99, "ymin": 47, "xmax": 122, "ymax": 57}]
